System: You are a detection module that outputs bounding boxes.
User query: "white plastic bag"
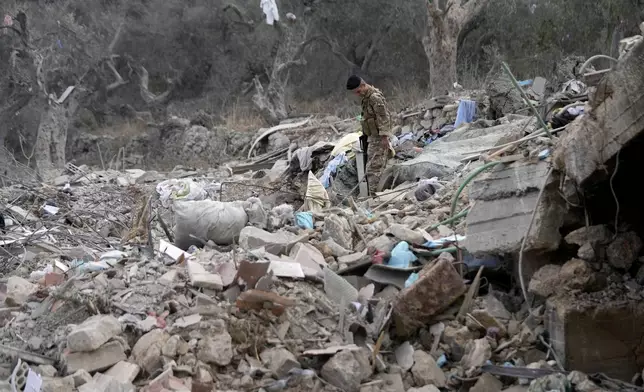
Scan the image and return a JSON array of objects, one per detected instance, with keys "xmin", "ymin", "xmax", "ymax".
[
  {"xmin": 174, "ymin": 200, "xmax": 248, "ymax": 249},
  {"xmin": 156, "ymin": 179, "xmax": 208, "ymax": 208}
]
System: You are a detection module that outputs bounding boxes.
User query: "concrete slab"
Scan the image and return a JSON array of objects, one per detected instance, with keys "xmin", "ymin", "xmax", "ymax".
[
  {"xmin": 463, "ymin": 160, "xmax": 565, "ymax": 256},
  {"xmin": 546, "ymin": 295, "xmax": 644, "ymax": 382},
  {"xmin": 554, "ymin": 38, "xmax": 644, "ymax": 185}
]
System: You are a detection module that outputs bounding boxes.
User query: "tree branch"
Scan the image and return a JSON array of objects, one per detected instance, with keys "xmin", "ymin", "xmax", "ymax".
[
  {"xmin": 361, "ymin": 24, "xmax": 392, "ymax": 72},
  {"xmin": 138, "ymin": 66, "xmax": 174, "ymax": 105},
  {"xmin": 309, "ymin": 35, "xmax": 360, "ymax": 70},
  {"xmin": 460, "ymin": 0, "xmax": 488, "ymax": 24},
  {"xmin": 427, "ymin": 2, "xmax": 443, "ymax": 20}
]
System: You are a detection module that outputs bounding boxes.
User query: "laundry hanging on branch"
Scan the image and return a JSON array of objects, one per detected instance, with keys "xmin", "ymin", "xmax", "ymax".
[{"xmin": 260, "ymin": 0, "xmax": 280, "ymax": 25}]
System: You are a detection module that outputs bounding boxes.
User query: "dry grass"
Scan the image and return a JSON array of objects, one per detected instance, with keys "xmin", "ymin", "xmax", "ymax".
[
  {"xmin": 93, "ymin": 120, "xmax": 148, "ymax": 139},
  {"xmin": 222, "ymin": 100, "xmax": 265, "ymax": 132}
]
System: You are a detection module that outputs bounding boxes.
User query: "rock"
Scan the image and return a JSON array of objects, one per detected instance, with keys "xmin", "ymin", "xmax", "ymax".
[
  {"xmin": 471, "ymin": 373, "xmax": 503, "ymax": 392},
  {"xmin": 528, "ymin": 373, "xmax": 570, "ymax": 392},
  {"xmin": 28, "ymin": 336, "xmax": 43, "ymax": 350},
  {"xmin": 186, "ymin": 260, "xmax": 223, "ymax": 290},
  {"xmin": 70, "ymin": 370, "xmax": 92, "ymax": 387},
  {"xmin": 105, "ymin": 361, "xmax": 140, "ymax": 384},
  {"xmin": 576, "ymin": 379, "xmax": 601, "ymax": 392},
  {"xmin": 393, "ymin": 253, "xmax": 467, "ymax": 336},
  {"xmin": 197, "ymin": 320, "xmax": 233, "ymax": 366},
  {"xmin": 461, "ymin": 338, "xmax": 492, "ymax": 373},
  {"xmin": 564, "ymin": 225, "xmax": 612, "ymax": 246},
  {"xmin": 443, "ymin": 326, "xmax": 474, "ymax": 361},
  {"xmin": 407, "ymin": 386, "xmax": 440, "ymax": 392},
  {"xmin": 321, "ymin": 350, "xmax": 372, "ymax": 392},
  {"xmin": 319, "ymin": 238, "xmax": 352, "ymax": 257},
  {"xmin": 607, "ymin": 231, "xmax": 642, "ymax": 270},
  {"xmin": 78, "ymin": 373, "xmax": 135, "ymax": 392},
  {"xmin": 260, "ymin": 347, "xmax": 301, "ymax": 378},
  {"xmin": 394, "ymin": 341, "xmax": 414, "ymax": 371},
  {"xmin": 361, "ymin": 373, "xmax": 405, "ymax": 392},
  {"xmin": 54, "ymin": 175, "xmax": 70, "ymax": 186},
  {"xmin": 528, "ymin": 264, "xmax": 561, "ymax": 297},
  {"xmin": 387, "ymin": 224, "xmax": 425, "ymax": 245},
  {"xmin": 577, "ymin": 242, "xmax": 596, "ymax": 260},
  {"xmin": 289, "ymin": 242, "xmax": 327, "ymax": 276},
  {"xmin": 481, "ymin": 295, "xmax": 512, "ymax": 320},
  {"xmin": 559, "ymin": 258, "xmax": 603, "ymax": 292},
  {"xmin": 367, "ymin": 235, "xmax": 397, "ymax": 255},
  {"xmin": 37, "ymin": 365, "xmax": 58, "ymax": 377},
  {"xmin": 131, "ymin": 329, "xmax": 170, "ymax": 374},
  {"xmin": 410, "ymin": 350, "xmax": 446, "ymax": 388},
  {"xmin": 239, "ymin": 226, "xmax": 304, "ymax": 255},
  {"xmin": 67, "ymin": 315, "xmax": 122, "ymax": 352},
  {"xmin": 159, "ymin": 270, "xmax": 178, "ymax": 285},
  {"xmin": 323, "ymin": 214, "xmax": 353, "ymax": 250},
  {"xmin": 471, "ymin": 309, "xmax": 507, "ymax": 336},
  {"xmin": 5, "ymin": 276, "xmax": 37, "ymax": 306},
  {"xmin": 65, "ymin": 341, "xmax": 127, "ymax": 374},
  {"xmin": 41, "ymin": 376, "xmax": 76, "ymax": 392},
  {"xmin": 161, "ymin": 335, "xmax": 185, "ymax": 358},
  {"xmin": 116, "ymin": 177, "xmax": 130, "ymax": 187}
]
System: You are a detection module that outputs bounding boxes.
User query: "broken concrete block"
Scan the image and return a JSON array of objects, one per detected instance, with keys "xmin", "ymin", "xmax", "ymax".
[
  {"xmin": 158, "ymin": 269, "xmax": 178, "ymax": 285},
  {"xmin": 470, "ymin": 309, "xmax": 507, "ymax": 336},
  {"xmin": 70, "ymin": 369, "xmax": 92, "ymax": 388},
  {"xmin": 564, "ymin": 225, "xmax": 612, "ymax": 246},
  {"xmin": 607, "ymin": 231, "xmax": 642, "ymax": 270},
  {"xmin": 361, "ymin": 373, "xmax": 405, "ymax": 392},
  {"xmin": 65, "ymin": 341, "xmax": 127, "ymax": 374},
  {"xmin": 260, "ymin": 347, "xmax": 301, "ymax": 378},
  {"xmin": 546, "ymin": 295, "xmax": 644, "ymax": 381},
  {"xmin": 323, "ymin": 214, "xmax": 353, "ymax": 250},
  {"xmin": 289, "ymin": 242, "xmax": 327, "ymax": 276},
  {"xmin": 67, "ymin": 315, "xmax": 122, "ymax": 352},
  {"xmin": 461, "ymin": 338, "xmax": 491, "ymax": 374},
  {"xmin": 78, "ymin": 373, "xmax": 135, "ymax": 392},
  {"xmin": 41, "ymin": 376, "xmax": 76, "ymax": 392},
  {"xmin": 528, "ymin": 264, "xmax": 562, "ymax": 298},
  {"xmin": 131, "ymin": 329, "xmax": 170, "ymax": 374},
  {"xmin": 387, "ymin": 224, "xmax": 425, "ymax": 245},
  {"xmin": 186, "ymin": 260, "xmax": 223, "ymax": 290},
  {"xmin": 559, "ymin": 258, "xmax": 604, "ymax": 292},
  {"xmin": 410, "ymin": 350, "xmax": 446, "ymax": 388},
  {"xmin": 463, "ymin": 161, "xmax": 565, "ymax": 256},
  {"xmin": 338, "ymin": 252, "xmax": 369, "ymax": 265},
  {"xmin": 5, "ymin": 276, "xmax": 37, "ymax": 306},
  {"xmin": 470, "ymin": 373, "xmax": 503, "ymax": 392},
  {"xmin": 321, "ymin": 350, "xmax": 372, "ymax": 392},
  {"xmin": 197, "ymin": 319, "xmax": 233, "ymax": 366},
  {"xmin": 577, "ymin": 243, "xmax": 595, "ymax": 261},
  {"xmin": 393, "ymin": 253, "xmax": 467, "ymax": 336},
  {"xmin": 105, "ymin": 361, "xmax": 140, "ymax": 384},
  {"xmin": 54, "ymin": 175, "xmax": 71, "ymax": 186},
  {"xmin": 116, "ymin": 177, "xmax": 130, "ymax": 187},
  {"xmin": 239, "ymin": 226, "xmax": 305, "ymax": 255},
  {"xmin": 443, "ymin": 326, "xmax": 474, "ymax": 361}
]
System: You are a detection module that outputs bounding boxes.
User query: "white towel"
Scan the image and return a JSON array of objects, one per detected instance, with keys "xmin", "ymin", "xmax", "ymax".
[{"xmin": 260, "ymin": 0, "xmax": 280, "ymax": 25}]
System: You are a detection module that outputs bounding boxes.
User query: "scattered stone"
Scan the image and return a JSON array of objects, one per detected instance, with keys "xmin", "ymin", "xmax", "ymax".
[
  {"xmin": 41, "ymin": 376, "xmax": 76, "ymax": 392},
  {"xmin": 186, "ymin": 260, "xmax": 223, "ymax": 290},
  {"xmin": 131, "ymin": 329, "xmax": 170, "ymax": 374},
  {"xmin": 577, "ymin": 242, "xmax": 596, "ymax": 260},
  {"xmin": 394, "ymin": 341, "xmax": 415, "ymax": 371},
  {"xmin": 67, "ymin": 314, "xmax": 122, "ymax": 352},
  {"xmin": 319, "ymin": 238, "xmax": 352, "ymax": 257},
  {"xmin": 564, "ymin": 225, "xmax": 612, "ymax": 246},
  {"xmin": 528, "ymin": 265, "xmax": 561, "ymax": 298},
  {"xmin": 528, "ymin": 373, "xmax": 570, "ymax": 392},
  {"xmin": 65, "ymin": 341, "xmax": 127, "ymax": 374},
  {"xmin": 407, "ymin": 386, "xmax": 440, "ymax": 392},
  {"xmin": 162, "ymin": 335, "xmax": 187, "ymax": 358},
  {"xmin": 54, "ymin": 175, "xmax": 71, "ymax": 186},
  {"xmin": 290, "ymin": 242, "xmax": 327, "ymax": 276},
  {"xmin": 70, "ymin": 369, "xmax": 93, "ymax": 388},
  {"xmin": 5, "ymin": 276, "xmax": 37, "ymax": 306},
  {"xmin": 78, "ymin": 373, "xmax": 135, "ymax": 392},
  {"xmin": 607, "ymin": 231, "xmax": 643, "ymax": 270},
  {"xmin": 393, "ymin": 253, "xmax": 467, "ymax": 336},
  {"xmin": 323, "ymin": 214, "xmax": 354, "ymax": 250},
  {"xmin": 387, "ymin": 224, "xmax": 425, "ymax": 245},
  {"xmin": 37, "ymin": 365, "xmax": 58, "ymax": 377},
  {"xmin": 471, "ymin": 373, "xmax": 503, "ymax": 392},
  {"xmin": 106, "ymin": 361, "xmax": 141, "ymax": 384},
  {"xmin": 461, "ymin": 338, "xmax": 492, "ymax": 374},
  {"xmin": 239, "ymin": 226, "xmax": 304, "ymax": 255},
  {"xmin": 470, "ymin": 309, "xmax": 507, "ymax": 336},
  {"xmin": 159, "ymin": 269, "xmax": 178, "ymax": 285},
  {"xmin": 260, "ymin": 347, "xmax": 301, "ymax": 378},
  {"xmin": 410, "ymin": 350, "xmax": 446, "ymax": 388},
  {"xmin": 338, "ymin": 252, "xmax": 369, "ymax": 265},
  {"xmin": 481, "ymin": 294, "xmax": 512, "ymax": 320},
  {"xmin": 321, "ymin": 350, "xmax": 372, "ymax": 392},
  {"xmin": 559, "ymin": 258, "xmax": 603, "ymax": 292},
  {"xmin": 443, "ymin": 326, "xmax": 474, "ymax": 361},
  {"xmin": 197, "ymin": 320, "xmax": 233, "ymax": 366}
]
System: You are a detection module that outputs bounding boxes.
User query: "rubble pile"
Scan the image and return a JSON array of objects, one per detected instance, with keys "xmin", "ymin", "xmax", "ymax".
[{"xmin": 2, "ymin": 33, "xmax": 644, "ymax": 392}]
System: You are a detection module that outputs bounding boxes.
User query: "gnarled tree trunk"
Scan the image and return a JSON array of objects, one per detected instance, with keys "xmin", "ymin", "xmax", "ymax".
[{"xmin": 423, "ymin": 0, "xmax": 489, "ymax": 95}]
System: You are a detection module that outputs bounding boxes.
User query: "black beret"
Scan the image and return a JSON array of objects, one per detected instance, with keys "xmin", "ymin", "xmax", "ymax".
[{"xmin": 346, "ymin": 75, "xmax": 362, "ymax": 90}]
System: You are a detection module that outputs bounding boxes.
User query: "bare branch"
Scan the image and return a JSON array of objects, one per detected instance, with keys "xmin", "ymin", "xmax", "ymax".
[
  {"xmin": 361, "ymin": 24, "xmax": 392, "ymax": 72},
  {"xmin": 107, "ymin": 22, "xmax": 124, "ymax": 55},
  {"xmin": 138, "ymin": 66, "xmax": 174, "ymax": 105},
  {"xmin": 105, "ymin": 60, "xmax": 128, "ymax": 91},
  {"xmin": 460, "ymin": 0, "xmax": 489, "ymax": 24},
  {"xmin": 427, "ymin": 2, "xmax": 443, "ymax": 20},
  {"xmin": 223, "ymin": 4, "xmax": 255, "ymax": 29},
  {"xmin": 309, "ymin": 35, "xmax": 360, "ymax": 70}
]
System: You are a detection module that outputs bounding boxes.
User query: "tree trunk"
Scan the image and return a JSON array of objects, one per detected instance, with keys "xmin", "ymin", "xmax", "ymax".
[
  {"xmin": 423, "ymin": 19, "xmax": 459, "ymax": 96},
  {"xmin": 252, "ymin": 76, "xmax": 288, "ymax": 126},
  {"xmin": 34, "ymin": 96, "xmax": 78, "ymax": 181}
]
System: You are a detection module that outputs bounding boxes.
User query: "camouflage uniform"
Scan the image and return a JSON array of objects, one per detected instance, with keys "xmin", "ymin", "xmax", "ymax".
[{"xmin": 360, "ymin": 85, "xmax": 392, "ymax": 195}]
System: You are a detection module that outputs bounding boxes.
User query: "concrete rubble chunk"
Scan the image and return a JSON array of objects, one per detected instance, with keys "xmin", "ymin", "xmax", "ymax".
[
  {"xmin": 197, "ymin": 319, "xmax": 233, "ymax": 366},
  {"xmin": 461, "ymin": 338, "xmax": 492, "ymax": 373},
  {"xmin": 471, "ymin": 373, "xmax": 503, "ymax": 392},
  {"xmin": 65, "ymin": 340, "xmax": 127, "ymax": 374},
  {"xmin": 410, "ymin": 350, "xmax": 446, "ymax": 388},
  {"xmin": 321, "ymin": 349, "xmax": 372, "ymax": 392},
  {"xmin": 471, "ymin": 308, "xmax": 507, "ymax": 336},
  {"xmin": 393, "ymin": 253, "xmax": 467, "ymax": 336},
  {"xmin": 528, "ymin": 264, "xmax": 562, "ymax": 298},
  {"xmin": 443, "ymin": 326, "xmax": 475, "ymax": 361},
  {"xmin": 407, "ymin": 386, "xmax": 440, "ymax": 392},
  {"xmin": 559, "ymin": 258, "xmax": 604, "ymax": 292},
  {"xmin": 71, "ymin": 369, "xmax": 93, "ymax": 387},
  {"xmin": 131, "ymin": 329, "xmax": 170, "ymax": 374},
  {"xmin": 186, "ymin": 260, "xmax": 223, "ymax": 290},
  {"xmin": 289, "ymin": 242, "xmax": 327, "ymax": 276},
  {"xmin": 41, "ymin": 376, "xmax": 76, "ymax": 392},
  {"xmin": 338, "ymin": 252, "xmax": 369, "ymax": 265},
  {"xmin": 607, "ymin": 231, "xmax": 643, "ymax": 270},
  {"xmin": 67, "ymin": 315, "xmax": 122, "ymax": 352},
  {"xmin": 564, "ymin": 225, "xmax": 612, "ymax": 246},
  {"xmin": 239, "ymin": 226, "xmax": 305, "ymax": 255},
  {"xmin": 361, "ymin": 373, "xmax": 405, "ymax": 392},
  {"xmin": 387, "ymin": 224, "xmax": 425, "ymax": 245},
  {"xmin": 105, "ymin": 361, "xmax": 140, "ymax": 384},
  {"xmin": 319, "ymin": 238, "xmax": 352, "ymax": 257},
  {"xmin": 260, "ymin": 347, "xmax": 301, "ymax": 378},
  {"xmin": 323, "ymin": 214, "xmax": 354, "ymax": 250},
  {"xmin": 5, "ymin": 276, "xmax": 37, "ymax": 306},
  {"xmin": 78, "ymin": 373, "xmax": 135, "ymax": 392}
]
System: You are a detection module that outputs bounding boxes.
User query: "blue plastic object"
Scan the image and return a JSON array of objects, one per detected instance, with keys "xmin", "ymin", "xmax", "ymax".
[
  {"xmin": 295, "ymin": 212, "xmax": 314, "ymax": 229},
  {"xmin": 387, "ymin": 241, "xmax": 417, "ymax": 269}
]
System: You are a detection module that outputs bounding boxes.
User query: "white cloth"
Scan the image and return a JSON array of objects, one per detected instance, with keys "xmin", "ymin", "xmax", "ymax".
[{"xmin": 260, "ymin": 0, "xmax": 279, "ymax": 25}]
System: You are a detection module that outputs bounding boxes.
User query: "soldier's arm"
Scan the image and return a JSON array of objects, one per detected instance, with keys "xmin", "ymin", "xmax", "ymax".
[{"xmin": 371, "ymin": 94, "xmax": 391, "ymax": 135}]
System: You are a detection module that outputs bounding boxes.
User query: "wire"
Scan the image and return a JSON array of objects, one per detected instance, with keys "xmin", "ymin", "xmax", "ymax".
[{"xmin": 609, "ymin": 148, "xmax": 620, "ymax": 236}]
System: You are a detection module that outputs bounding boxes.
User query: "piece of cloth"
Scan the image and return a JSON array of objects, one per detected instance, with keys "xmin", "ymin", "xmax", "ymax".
[
  {"xmin": 319, "ymin": 152, "xmax": 348, "ymax": 188},
  {"xmin": 360, "ymin": 86, "xmax": 392, "ymax": 137},
  {"xmin": 260, "ymin": 0, "xmax": 279, "ymax": 25},
  {"xmin": 366, "ymin": 135, "xmax": 389, "ymax": 195},
  {"xmin": 454, "ymin": 99, "xmax": 477, "ymax": 128},
  {"xmin": 346, "ymin": 75, "xmax": 361, "ymax": 90}
]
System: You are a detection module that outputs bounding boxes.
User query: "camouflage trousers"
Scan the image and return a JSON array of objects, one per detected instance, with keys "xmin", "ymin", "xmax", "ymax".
[{"xmin": 366, "ymin": 135, "xmax": 389, "ymax": 196}]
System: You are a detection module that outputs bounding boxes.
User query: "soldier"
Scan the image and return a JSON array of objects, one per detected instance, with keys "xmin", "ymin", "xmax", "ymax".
[{"xmin": 346, "ymin": 75, "xmax": 392, "ymax": 196}]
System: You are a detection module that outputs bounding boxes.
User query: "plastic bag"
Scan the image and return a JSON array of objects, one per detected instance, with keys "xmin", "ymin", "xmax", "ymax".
[
  {"xmin": 303, "ymin": 171, "xmax": 329, "ymax": 212},
  {"xmin": 156, "ymin": 179, "xmax": 208, "ymax": 208},
  {"xmin": 242, "ymin": 197, "xmax": 268, "ymax": 229},
  {"xmin": 295, "ymin": 212, "xmax": 314, "ymax": 229},
  {"xmin": 387, "ymin": 241, "xmax": 417, "ymax": 269},
  {"xmin": 174, "ymin": 200, "xmax": 248, "ymax": 249}
]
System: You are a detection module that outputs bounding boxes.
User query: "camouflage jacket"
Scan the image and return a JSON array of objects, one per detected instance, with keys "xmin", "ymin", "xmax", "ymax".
[{"xmin": 361, "ymin": 86, "xmax": 392, "ymax": 136}]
